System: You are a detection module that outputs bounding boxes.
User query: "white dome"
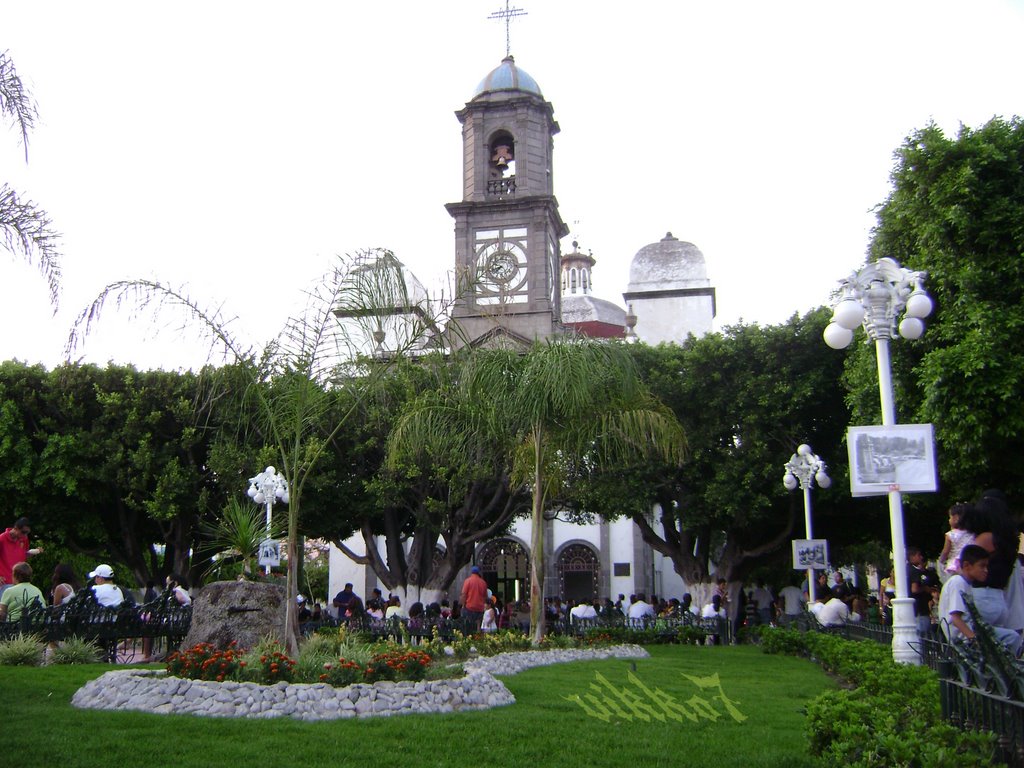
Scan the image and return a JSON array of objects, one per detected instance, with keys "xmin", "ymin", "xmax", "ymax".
[{"xmin": 627, "ymin": 232, "xmax": 710, "ymax": 292}]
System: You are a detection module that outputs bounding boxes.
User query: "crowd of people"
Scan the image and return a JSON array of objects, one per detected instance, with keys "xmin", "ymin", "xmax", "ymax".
[
  {"xmin": 770, "ymin": 488, "xmax": 1024, "ymax": 657},
  {"xmin": 0, "ymin": 517, "xmax": 192, "ymax": 631},
  {"xmin": 7, "ymin": 487, "xmax": 1020, "ymax": 658},
  {"xmin": 320, "ymin": 490, "xmax": 1024, "ymax": 656},
  {"xmin": 326, "ymin": 571, "xmax": 734, "ymax": 640}
]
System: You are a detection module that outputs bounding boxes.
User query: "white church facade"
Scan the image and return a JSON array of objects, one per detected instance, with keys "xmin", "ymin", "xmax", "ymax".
[{"xmin": 328, "ymin": 54, "xmax": 716, "ymax": 609}]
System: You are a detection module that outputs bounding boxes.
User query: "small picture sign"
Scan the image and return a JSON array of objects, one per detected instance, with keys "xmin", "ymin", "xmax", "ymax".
[
  {"xmin": 258, "ymin": 538, "xmax": 281, "ymax": 567},
  {"xmin": 792, "ymin": 539, "xmax": 829, "ymax": 570}
]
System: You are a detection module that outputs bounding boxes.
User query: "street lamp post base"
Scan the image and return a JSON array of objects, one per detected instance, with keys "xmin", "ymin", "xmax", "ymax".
[{"xmin": 890, "ymin": 597, "xmax": 921, "ymax": 665}]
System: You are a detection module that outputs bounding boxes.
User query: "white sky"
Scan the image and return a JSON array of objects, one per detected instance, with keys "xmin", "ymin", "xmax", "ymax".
[{"xmin": 3, "ymin": 1, "xmax": 1023, "ymax": 370}]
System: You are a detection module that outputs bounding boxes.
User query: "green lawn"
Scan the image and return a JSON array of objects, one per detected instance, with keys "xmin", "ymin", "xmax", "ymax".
[{"xmin": 0, "ymin": 645, "xmax": 831, "ymax": 768}]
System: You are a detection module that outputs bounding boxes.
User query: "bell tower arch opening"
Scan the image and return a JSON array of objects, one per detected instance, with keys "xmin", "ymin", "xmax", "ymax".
[{"xmin": 489, "ymin": 129, "xmax": 516, "ymax": 193}]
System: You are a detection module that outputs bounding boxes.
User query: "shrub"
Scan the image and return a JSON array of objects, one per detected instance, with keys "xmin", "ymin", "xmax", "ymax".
[
  {"xmin": 166, "ymin": 642, "xmax": 243, "ymax": 682},
  {"xmin": 299, "ymin": 632, "xmax": 340, "ymax": 659},
  {"xmin": 423, "ymin": 661, "xmax": 464, "ymax": 681},
  {"xmin": 254, "ymin": 648, "xmax": 296, "ymax": 684},
  {"xmin": 318, "ymin": 657, "xmax": 363, "ymax": 686},
  {"xmin": 294, "ymin": 647, "xmax": 334, "ymax": 683},
  {"xmin": 761, "ymin": 628, "xmax": 1001, "ymax": 767},
  {"xmin": 50, "ymin": 636, "xmax": 102, "ymax": 664},
  {"xmin": 364, "ymin": 649, "xmax": 432, "ymax": 683},
  {"xmin": 539, "ymin": 633, "xmax": 579, "ymax": 650},
  {"xmin": 472, "ymin": 630, "xmax": 533, "ymax": 656},
  {"xmin": 676, "ymin": 626, "xmax": 707, "ymax": 645},
  {"xmin": 0, "ymin": 633, "xmax": 45, "ymax": 666}
]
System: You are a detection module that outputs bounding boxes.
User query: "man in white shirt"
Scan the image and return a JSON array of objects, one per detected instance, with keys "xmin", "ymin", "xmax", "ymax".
[
  {"xmin": 778, "ymin": 584, "xmax": 804, "ymax": 616},
  {"xmin": 89, "ymin": 563, "xmax": 125, "ymax": 607},
  {"xmin": 627, "ymin": 593, "xmax": 656, "ymax": 620},
  {"xmin": 814, "ymin": 597, "xmax": 850, "ymax": 627},
  {"xmin": 751, "ymin": 582, "xmax": 774, "ymax": 624}
]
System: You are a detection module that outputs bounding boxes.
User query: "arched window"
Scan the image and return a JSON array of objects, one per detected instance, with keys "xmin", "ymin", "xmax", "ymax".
[
  {"xmin": 477, "ymin": 538, "xmax": 530, "ymax": 605},
  {"xmin": 557, "ymin": 543, "xmax": 600, "ymax": 602},
  {"xmin": 569, "ymin": 268, "xmax": 577, "ymax": 292}
]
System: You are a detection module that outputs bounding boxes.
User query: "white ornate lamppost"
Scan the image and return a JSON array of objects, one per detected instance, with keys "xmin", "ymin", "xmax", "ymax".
[
  {"xmin": 783, "ymin": 445, "xmax": 831, "ymax": 604},
  {"xmin": 823, "ymin": 257, "xmax": 933, "ymax": 664},
  {"xmin": 247, "ymin": 466, "xmax": 289, "ymax": 575}
]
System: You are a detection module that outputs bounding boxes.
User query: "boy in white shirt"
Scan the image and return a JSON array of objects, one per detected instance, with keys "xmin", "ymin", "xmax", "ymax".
[{"xmin": 939, "ymin": 544, "xmax": 1022, "ymax": 654}]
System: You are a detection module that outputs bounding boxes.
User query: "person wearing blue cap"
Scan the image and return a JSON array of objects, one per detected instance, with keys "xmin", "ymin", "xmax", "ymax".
[{"xmin": 460, "ymin": 565, "xmax": 488, "ymax": 629}]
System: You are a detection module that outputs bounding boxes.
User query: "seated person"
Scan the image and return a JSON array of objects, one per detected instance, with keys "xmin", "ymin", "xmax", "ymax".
[
  {"xmin": 811, "ymin": 597, "xmax": 850, "ymax": 627},
  {"xmin": 570, "ymin": 599, "xmax": 598, "ymax": 622},
  {"xmin": 166, "ymin": 574, "xmax": 191, "ymax": 606},
  {"xmin": 345, "ymin": 596, "xmax": 365, "ymax": 622},
  {"xmin": 939, "ymin": 544, "xmax": 1022, "ymax": 654},
  {"xmin": 88, "ymin": 564, "xmax": 124, "ymax": 607},
  {"xmin": 628, "ymin": 593, "xmax": 656, "ymax": 620},
  {"xmin": 297, "ymin": 594, "xmax": 312, "ymax": 622},
  {"xmin": 701, "ymin": 594, "xmax": 726, "ymax": 619},
  {"xmin": 366, "ymin": 599, "xmax": 384, "ymax": 621},
  {"xmin": 865, "ymin": 595, "xmax": 882, "ymax": 623},
  {"xmin": 848, "ymin": 596, "xmax": 868, "ymax": 623},
  {"xmin": 0, "ymin": 562, "xmax": 45, "ymax": 621},
  {"xmin": 384, "ymin": 595, "xmax": 405, "ymax": 619}
]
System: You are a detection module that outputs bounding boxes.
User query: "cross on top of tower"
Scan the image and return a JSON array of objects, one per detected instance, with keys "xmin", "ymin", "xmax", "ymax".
[{"xmin": 488, "ymin": 1, "xmax": 527, "ymax": 58}]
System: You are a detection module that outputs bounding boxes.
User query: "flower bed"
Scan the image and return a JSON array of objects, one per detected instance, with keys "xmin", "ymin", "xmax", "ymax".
[{"xmin": 72, "ymin": 644, "xmax": 649, "ymax": 720}]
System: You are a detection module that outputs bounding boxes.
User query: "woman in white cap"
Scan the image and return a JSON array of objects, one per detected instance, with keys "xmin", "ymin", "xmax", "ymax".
[{"xmin": 89, "ymin": 564, "xmax": 124, "ymax": 607}]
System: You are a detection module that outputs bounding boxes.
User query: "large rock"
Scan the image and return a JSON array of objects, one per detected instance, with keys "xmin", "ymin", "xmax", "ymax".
[{"xmin": 182, "ymin": 581, "xmax": 286, "ymax": 651}]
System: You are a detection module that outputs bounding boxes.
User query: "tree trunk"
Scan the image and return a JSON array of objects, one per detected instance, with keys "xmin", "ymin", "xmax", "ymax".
[
  {"xmin": 529, "ymin": 431, "xmax": 545, "ymax": 645},
  {"xmin": 396, "ymin": 586, "xmax": 446, "ymax": 607},
  {"xmin": 284, "ymin": 502, "xmax": 300, "ymax": 657},
  {"xmin": 632, "ymin": 495, "xmax": 797, "ymax": 613}
]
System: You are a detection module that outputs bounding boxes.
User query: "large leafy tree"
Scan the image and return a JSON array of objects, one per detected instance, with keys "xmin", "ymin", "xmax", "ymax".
[
  {"xmin": 0, "ymin": 361, "xmax": 222, "ymax": 586},
  {"xmin": 863, "ymin": 117, "xmax": 1024, "ymax": 530},
  {"xmin": 569, "ymin": 309, "xmax": 866, "ymax": 601},
  {"xmin": 405, "ymin": 338, "xmax": 687, "ymax": 644},
  {"xmin": 1, "ymin": 49, "xmax": 60, "ymax": 305}
]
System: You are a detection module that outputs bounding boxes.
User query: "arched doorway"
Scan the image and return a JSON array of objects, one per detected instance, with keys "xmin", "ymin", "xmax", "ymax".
[
  {"xmin": 557, "ymin": 543, "xmax": 600, "ymax": 603},
  {"xmin": 477, "ymin": 538, "xmax": 530, "ymax": 605}
]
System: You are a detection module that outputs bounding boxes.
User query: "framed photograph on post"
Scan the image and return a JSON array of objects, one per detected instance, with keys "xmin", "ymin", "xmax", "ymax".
[
  {"xmin": 792, "ymin": 539, "xmax": 829, "ymax": 570},
  {"xmin": 847, "ymin": 423, "xmax": 938, "ymax": 497}
]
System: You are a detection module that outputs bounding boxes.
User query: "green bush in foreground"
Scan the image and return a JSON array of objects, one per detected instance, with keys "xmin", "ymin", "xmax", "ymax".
[
  {"xmin": 762, "ymin": 629, "xmax": 1002, "ymax": 767},
  {"xmin": 0, "ymin": 633, "xmax": 45, "ymax": 666},
  {"xmin": 50, "ymin": 636, "xmax": 103, "ymax": 665}
]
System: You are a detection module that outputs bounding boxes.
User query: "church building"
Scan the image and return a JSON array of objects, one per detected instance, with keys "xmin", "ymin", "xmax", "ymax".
[{"xmin": 328, "ymin": 54, "xmax": 716, "ymax": 608}]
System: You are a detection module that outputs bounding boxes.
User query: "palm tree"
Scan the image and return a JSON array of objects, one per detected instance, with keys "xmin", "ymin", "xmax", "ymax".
[
  {"xmin": 394, "ymin": 336, "xmax": 688, "ymax": 644},
  {"xmin": 1, "ymin": 49, "xmax": 61, "ymax": 306},
  {"xmin": 68, "ymin": 249, "xmax": 442, "ymax": 655},
  {"xmin": 200, "ymin": 497, "xmax": 286, "ymax": 579}
]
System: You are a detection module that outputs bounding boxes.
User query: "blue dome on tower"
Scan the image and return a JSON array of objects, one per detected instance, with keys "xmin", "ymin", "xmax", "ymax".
[{"xmin": 473, "ymin": 55, "xmax": 542, "ymax": 99}]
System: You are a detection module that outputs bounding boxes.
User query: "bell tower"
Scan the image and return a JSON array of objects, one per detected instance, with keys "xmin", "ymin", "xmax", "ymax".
[{"xmin": 445, "ymin": 56, "xmax": 569, "ymax": 349}]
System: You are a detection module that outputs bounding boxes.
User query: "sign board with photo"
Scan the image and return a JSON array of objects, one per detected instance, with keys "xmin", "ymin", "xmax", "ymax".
[
  {"xmin": 258, "ymin": 538, "xmax": 281, "ymax": 567},
  {"xmin": 847, "ymin": 423, "xmax": 938, "ymax": 497},
  {"xmin": 792, "ymin": 539, "xmax": 829, "ymax": 570}
]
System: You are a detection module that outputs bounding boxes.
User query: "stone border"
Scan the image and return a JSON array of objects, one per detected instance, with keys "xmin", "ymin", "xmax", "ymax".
[{"xmin": 71, "ymin": 644, "xmax": 649, "ymax": 721}]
